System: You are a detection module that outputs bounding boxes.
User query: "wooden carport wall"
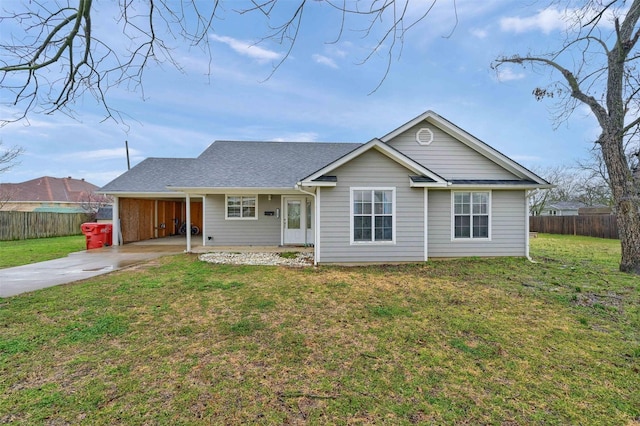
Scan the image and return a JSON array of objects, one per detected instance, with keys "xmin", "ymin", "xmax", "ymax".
[{"xmin": 111, "ymin": 196, "xmax": 203, "ymax": 245}]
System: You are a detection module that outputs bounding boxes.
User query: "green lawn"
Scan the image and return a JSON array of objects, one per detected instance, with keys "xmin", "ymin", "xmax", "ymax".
[
  {"xmin": 0, "ymin": 235, "xmax": 85, "ymax": 268},
  {"xmin": 0, "ymin": 234, "xmax": 638, "ymax": 424}
]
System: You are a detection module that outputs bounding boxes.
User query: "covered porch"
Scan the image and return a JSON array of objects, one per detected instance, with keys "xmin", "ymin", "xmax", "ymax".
[{"xmin": 127, "ymin": 235, "xmax": 314, "ymax": 255}]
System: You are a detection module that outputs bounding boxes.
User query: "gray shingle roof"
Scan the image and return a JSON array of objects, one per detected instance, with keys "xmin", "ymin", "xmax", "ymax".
[
  {"xmin": 546, "ymin": 201, "xmax": 588, "ymax": 210},
  {"xmin": 100, "ymin": 158, "xmax": 197, "ymax": 192},
  {"xmin": 180, "ymin": 141, "xmax": 359, "ymax": 188},
  {"xmin": 100, "ymin": 141, "xmax": 360, "ymax": 193}
]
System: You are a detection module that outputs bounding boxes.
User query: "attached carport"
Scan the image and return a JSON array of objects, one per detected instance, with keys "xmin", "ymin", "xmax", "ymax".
[{"xmin": 110, "ymin": 192, "xmax": 203, "ymax": 246}]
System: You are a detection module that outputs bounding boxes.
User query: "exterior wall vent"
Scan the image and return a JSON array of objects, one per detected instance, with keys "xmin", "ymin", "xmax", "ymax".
[{"xmin": 416, "ymin": 128, "xmax": 434, "ymax": 145}]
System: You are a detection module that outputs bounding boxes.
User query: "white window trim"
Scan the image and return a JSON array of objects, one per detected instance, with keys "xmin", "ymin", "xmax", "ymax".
[
  {"xmin": 350, "ymin": 187, "xmax": 396, "ymax": 245},
  {"xmin": 225, "ymin": 194, "xmax": 258, "ymax": 220},
  {"xmin": 450, "ymin": 190, "xmax": 492, "ymax": 241}
]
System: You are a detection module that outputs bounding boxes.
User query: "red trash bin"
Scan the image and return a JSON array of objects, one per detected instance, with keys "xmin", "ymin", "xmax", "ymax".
[{"xmin": 81, "ymin": 223, "xmax": 113, "ymax": 249}]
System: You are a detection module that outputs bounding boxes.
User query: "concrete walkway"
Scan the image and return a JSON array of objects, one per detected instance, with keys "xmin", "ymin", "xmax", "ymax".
[
  {"xmin": 0, "ymin": 244, "xmax": 185, "ymax": 298},
  {"xmin": 0, "ymin": 236, "xmax": 314, "ymax": 298}
]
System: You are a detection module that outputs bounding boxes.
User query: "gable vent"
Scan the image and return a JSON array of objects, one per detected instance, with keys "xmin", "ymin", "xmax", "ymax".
[{"xmin": 416, "ymin": 128, "xmax": 434, "ymax": 145}]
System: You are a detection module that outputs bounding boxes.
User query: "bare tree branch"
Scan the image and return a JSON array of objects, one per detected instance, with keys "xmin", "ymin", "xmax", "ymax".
[
  {"xmin": 0, "ymin": 142, "xmax": 24, "ymax": 174},
  {"xmin": 1, "ymin": 0, "xmax": 445, "ymax": 123}
]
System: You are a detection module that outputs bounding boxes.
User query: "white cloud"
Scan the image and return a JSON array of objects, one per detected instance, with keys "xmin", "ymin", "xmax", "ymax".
[
  {"xmin": 500, "ymin": 7, "xmax": 568, "ymax": 34},
  {"xmin": 210, "ymin": 34, "xmax": 282, "ymax": 63},
  {"xmin": 500, "ymin": 5, "xmax": 623, "ymax": 35},
  {"xmin": 270, "ymin": 132, "xmax": 319, "ymax": 143},
  {"xmin": 312, "ymin": 54, "xmax": 338, "ymax": 69},
  {"xmin": 496, "ymin": 67, "xmax": 526, "ymax": 81},
  {"xmin": 470, "ymin": 28, "xmax": 488, "ymax": 39}
]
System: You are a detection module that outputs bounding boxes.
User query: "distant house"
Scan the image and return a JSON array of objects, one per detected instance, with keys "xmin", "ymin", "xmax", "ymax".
[
  {"xmin": 577, "ymin": 206, "xmax": 613, "ymax": 215},
  {"xmin": 0, "ymin": 176, "xmax": 108, "ymax": 212},
  {"xmin": 101, "ymin": 110, "xmax": 552, "ymax": 264},
  {"xmin": 540, "ymin": 201, "xmax": 587, "ymax": 216}
]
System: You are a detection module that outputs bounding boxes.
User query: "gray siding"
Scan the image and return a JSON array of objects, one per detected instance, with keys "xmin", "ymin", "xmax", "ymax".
[
  {"xmin": 387, "ymin": 122, "xmax": 519, "ymax": 180},
  {"xmin": 318, "ymin": 149, "xmax": 425, "ymax": 264},
  {"xmin": 203, "ymin": 194, "xmax": 281, "ymax": 246},
  {"xmin": 427, "ymin": 190, "xmax": 527, "ymax": 257}
]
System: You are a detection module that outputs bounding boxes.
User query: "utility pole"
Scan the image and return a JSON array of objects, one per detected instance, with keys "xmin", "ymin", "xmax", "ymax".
[{"xmin": 125, "ymin": 140, "xmax": 131, "ymax": 170}]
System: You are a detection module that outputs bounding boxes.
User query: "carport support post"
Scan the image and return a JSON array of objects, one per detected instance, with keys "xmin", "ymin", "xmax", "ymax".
[
  {"xmin": 185, "ymin": 193, "xmax": 192, "ymax": 253},
  {"xmin": 112, "ymin": 197, "xmax": 120, "ymax": 246}
]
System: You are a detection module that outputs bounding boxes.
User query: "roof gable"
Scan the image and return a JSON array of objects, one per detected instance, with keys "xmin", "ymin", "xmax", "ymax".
[
  {"xmin": 381, "ymin": 110, "xmax": 549, "ymax": 185},
  {"xmin": 299, "ymin": 139, "xmax": 448, "ymax": 187}
]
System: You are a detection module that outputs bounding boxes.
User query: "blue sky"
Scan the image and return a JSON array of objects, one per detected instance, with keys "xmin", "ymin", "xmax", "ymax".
[{"xmin": 0, "ymin": 0, "xmax": 605, "ymax": 187}]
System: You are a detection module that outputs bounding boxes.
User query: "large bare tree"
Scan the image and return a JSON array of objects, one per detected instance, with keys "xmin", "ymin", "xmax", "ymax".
[
  {"xmin": 0, "ymin": 0, "xmax": 439, "ymax": 124},
  {"xmin": 494, "ymin": 0, "xmax": 640, "ymax": 274}
]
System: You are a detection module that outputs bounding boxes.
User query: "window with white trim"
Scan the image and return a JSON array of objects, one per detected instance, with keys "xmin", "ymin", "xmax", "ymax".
[
  {"xmin": 352, "ymin": 188, "xmax": 395, "ymax": 243},
  {"xmin": 226, "ymin": 195, "xmax": 257, "ymax": 219},
  {"xmin": 453, "ymin": 191, "xmax": 490, "ymax": 239}
]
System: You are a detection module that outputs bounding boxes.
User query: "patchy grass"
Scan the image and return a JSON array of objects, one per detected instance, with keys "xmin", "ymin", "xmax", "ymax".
[
  {"xmin": 279, "ymin": 251, "xmax": 299, "ymax": 259},
  {"xmin": 0, "ymin": 235, "xmax": 85, "ymax": 268},
  {"xmin": 0, "ymin": 234, "xmax": 638, "ymax": 424}
]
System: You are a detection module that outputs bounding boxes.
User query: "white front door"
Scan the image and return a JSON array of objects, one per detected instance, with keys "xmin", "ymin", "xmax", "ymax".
[{"xmin": 284, "ymin": 197, "xmax": 305, "ymax": 245}]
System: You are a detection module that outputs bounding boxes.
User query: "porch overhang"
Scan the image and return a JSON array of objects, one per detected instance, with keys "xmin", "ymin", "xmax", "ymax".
[{"xmin": 165, "ymin": 186, "xmax": 304, "ymax": 195}]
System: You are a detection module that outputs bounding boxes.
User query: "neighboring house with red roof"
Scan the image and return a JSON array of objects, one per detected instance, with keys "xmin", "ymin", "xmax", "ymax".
[{"xmin": 0, "ymin": 176, "xmax": 109, "ymax": 212}]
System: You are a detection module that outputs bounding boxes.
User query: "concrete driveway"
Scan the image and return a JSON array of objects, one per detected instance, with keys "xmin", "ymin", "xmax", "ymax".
[{"xmin": 0, "ymin": 243, "xmax": 186, "ymax": 298}]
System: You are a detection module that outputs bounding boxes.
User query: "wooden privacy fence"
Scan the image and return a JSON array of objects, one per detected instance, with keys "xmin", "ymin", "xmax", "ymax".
[
  {"xmin": 0, "ymin": 211, "xmax": 93, "ymax": 241},
  {"xmin": 529, "ymin": 215, "xmax": 619, "ymax": 239}
]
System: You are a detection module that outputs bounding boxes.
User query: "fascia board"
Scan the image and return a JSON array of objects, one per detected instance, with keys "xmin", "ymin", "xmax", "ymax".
[
  {"xmin": 98, "ymin": 191, "xmax": 186, "ymax": 198},
  {"xmin": 409, "ymin": 181, "xmax": 450, "ymax": 188},
  {"xmin": 297, "ymin": 181, "xmax": 337, "ymax": 187},
  {"xmin": 380, "ymin": 110, "xmax": 437, "ymax": 142},
  {"xmin": 446, "ymin": 183, "xmax": 555, "ymax": 190},
  {"xmin": 166, "ymin": 186, "xmax": 302, "ymax": 195}
]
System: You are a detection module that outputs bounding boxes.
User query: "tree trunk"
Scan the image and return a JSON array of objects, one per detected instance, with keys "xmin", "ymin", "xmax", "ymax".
[
  {"xmin": 616, "ymin": 199, "xmax": 640, "ymax": 274},
  {"xmin": 600, "ymin": 133, "xmax": 640, "ymax": 274}
]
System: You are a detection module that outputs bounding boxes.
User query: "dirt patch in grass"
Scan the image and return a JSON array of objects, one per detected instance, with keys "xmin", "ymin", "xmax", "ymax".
[{"xmin": 573, "ymin": 291, "xmax": 624, "ymax": 310}]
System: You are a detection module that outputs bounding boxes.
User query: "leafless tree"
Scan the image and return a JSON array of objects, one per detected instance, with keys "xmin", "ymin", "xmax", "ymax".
[
  {"xmin": 0, "ymin": 0, "xmax": 443, "ymax": 125},
  {"xmin": 528, "ymin": 164, "xmax": 611, "ymax": 215},
  {"xmin": 0, "ymin": 142, "xmax": 23, "ymax": 174},
  {"xmin": 0, "ymin": 186, "xmax": 17, "ymax": 210},
  {"xmin": 79, "ymin": 191, "xmax": 113, "ymax": 215},
  {"xmin": 494, "ymin": 0, "xmax": 640, "ymax": 274},
  {"xmin": 0, "ymin": 142, "xmax": 25, "ymax": 209}
]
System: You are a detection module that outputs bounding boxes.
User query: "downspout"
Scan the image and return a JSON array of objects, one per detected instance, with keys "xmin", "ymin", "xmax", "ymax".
[
  {"xmin": 525, "ymin": 190, "xmax": 536, "ymax": 263},
  {"xmin": 295, "ymin": 184, "xmax": 317, "ymax": 266}
]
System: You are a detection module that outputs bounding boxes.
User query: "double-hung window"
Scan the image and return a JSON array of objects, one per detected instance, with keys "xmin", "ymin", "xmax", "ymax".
[
  {"xmin": 453, "ymin": 191, "xmax": 490, "ymax": 239},
  {"xmin": 226, "ymin": 195, "xmax": 257, "ymax": 219},
  {"xmin": 352, "ymin": 188, "xmax": 395, "ymax": 243}
]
